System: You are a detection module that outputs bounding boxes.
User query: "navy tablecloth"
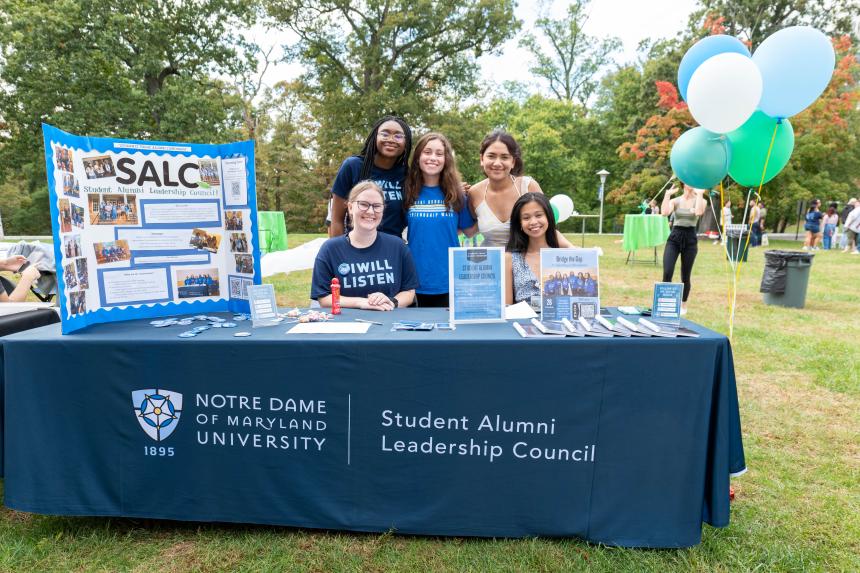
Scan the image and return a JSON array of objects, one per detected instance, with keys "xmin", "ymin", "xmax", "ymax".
[{"xmin": 0, "ymin": 308, "xmax": 745, "ymax": 547}]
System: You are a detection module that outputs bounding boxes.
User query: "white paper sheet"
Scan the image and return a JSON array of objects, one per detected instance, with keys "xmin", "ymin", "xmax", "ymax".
[
  {"xmin": 504, "ymin": 301, "xmax": 538, "ymax": 320},
  {"xmin": 0, "ymin": 302, "xmax": 57, "ymax": 317},
  {"xmin": 287, "ymin": 322, "xmax": 371, "ymax": 334}
]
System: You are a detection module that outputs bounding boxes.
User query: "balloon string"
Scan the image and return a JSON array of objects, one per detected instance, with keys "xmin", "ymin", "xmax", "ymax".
[
  {"xmin": 728, "ymin": 122, "xmax": 778, "ymax": 341},
  {"xmin": 649, "ymin": 175, "xmax": 677, "ymax": 204}
]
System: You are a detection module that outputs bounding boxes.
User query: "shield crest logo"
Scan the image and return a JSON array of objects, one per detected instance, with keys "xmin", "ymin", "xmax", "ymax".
[{"xmin": 132, "ymin": 389, "xmax": 183, "ymax": 441}]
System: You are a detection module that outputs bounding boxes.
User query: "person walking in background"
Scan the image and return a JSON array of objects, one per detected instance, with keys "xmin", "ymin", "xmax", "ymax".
[
  {"xmin": 844, "ymin": 201, "xmax": 860, "ymax": 255},
  {"xmin": 840, "ymin": 198, "xmax": 856, "ymax": 252},
  {"xmin": 722, "ymin": 199, "xmax": 732, "ymax": 228},
  {"xmin": 803, "ymin": 199, "xmax": 824, "ymax": 250},
  {"xmin": 822, "ymin": 203, "xmax": 839, "ymax": 250},
  {"xmin": 748, "ymin": 198, "xmax": 762, "ymax": 247}
]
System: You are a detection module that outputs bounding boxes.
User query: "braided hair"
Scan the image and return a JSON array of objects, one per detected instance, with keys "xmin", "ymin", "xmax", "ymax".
[{"xmin": 358, "ymin": 115, "xmax": 413, "ymax": 180}]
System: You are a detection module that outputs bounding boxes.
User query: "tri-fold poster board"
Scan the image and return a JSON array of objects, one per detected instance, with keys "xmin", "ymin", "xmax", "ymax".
[{"xmin": 44, "ymin": 124, "xmax": 261, "ymax": 333}]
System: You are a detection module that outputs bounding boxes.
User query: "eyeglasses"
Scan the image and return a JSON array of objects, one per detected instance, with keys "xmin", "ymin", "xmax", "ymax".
[
  {"xmin": 353, "ymin": 200, "xmax": 384, "ymax": 213},
  {"xmin": 378, "ymin": 130, "xmax": 405, "ymax": 142}
]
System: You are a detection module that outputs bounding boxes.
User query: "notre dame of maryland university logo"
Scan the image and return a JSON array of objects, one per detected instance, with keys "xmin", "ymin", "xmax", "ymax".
[{"xmin": 132, "ymin": 389, "xmax": 183, "ymax": 441}]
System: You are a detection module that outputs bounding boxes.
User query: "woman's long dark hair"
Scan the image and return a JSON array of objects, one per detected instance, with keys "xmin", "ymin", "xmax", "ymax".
[
  {"xmin": 358, "ymin": 115, "xmax": 412, "ymax": 179},
  {"xmin": 404, "ymin": 132, "xmax": 463, "ymax": 212},
  {"xmin": 506, "ymin": 193, "xmax": 559, "ymax": 253},
  {"xmin": 480, "ymin": 131, "xmax": 523, "ymax": 176}
]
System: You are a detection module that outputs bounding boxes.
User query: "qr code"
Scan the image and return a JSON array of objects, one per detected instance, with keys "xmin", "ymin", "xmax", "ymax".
[
  {"xmin": 231, "ymin": 181, "xmax": 240, "ymax": 195},
  {"xmin": 229, "ymin": 276, "xmax": 251, "ymax": 299}
]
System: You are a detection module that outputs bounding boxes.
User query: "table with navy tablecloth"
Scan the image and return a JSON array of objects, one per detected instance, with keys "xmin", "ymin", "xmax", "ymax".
[{"xmin": 0, "ymin": 308, "xmax": 745, "ymax": 548}]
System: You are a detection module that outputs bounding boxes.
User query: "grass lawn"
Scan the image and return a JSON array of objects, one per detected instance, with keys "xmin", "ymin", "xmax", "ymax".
[{"xmin": 1, "ymin": 234, "xmax": 858, "ymax": 572}]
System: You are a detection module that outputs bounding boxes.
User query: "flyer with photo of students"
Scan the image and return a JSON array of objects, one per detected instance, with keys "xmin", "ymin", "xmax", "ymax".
[
  {"xmin": 539, "ymin": 248, "xmax": 600, "ymax": 321},
  {"xmin": 43, "ymin": 124, "xmax": 260, "ymax": 333}
]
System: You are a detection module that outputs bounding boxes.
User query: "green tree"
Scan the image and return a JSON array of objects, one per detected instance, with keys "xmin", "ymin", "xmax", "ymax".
[
  {"xmin": 691, "ymin": 0, "xmax": 859, "ymax": 47},
  {"xmin": 519, "ymin": 0, "xmax": 620, "ymax": 105},
  {"xmin": 0, "ymin": 0, "xmax": 256, "ymax": 233},
  {"xmin": 265, "ymin": 0, "xmax": 519, "ymax": 177}
]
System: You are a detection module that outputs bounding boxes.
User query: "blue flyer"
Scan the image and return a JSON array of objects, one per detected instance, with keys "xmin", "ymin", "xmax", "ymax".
[
  {"xmin": 651, "ymin": 282, "xmax": 683, "ymax": 326},
  {"xmin": 539, "ymin": 248, "xmax": 600, "ymax": 321},
  {"xmin": 43, "ymin": 124, "xmax": 260, "ymax": 333},
  {"xmin": 448, "ymin": 247, "xmax": 505, "ymax": 323}
]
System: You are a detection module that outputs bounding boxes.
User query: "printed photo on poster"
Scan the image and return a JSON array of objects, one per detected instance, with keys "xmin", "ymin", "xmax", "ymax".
[
  {"xmin": 189, "ymin": 228, "xmax": 221, "ymax": 253},
  {"xmin": 225, "ymin": 210, "xmax": 244, "ymax": 230},
  {"xmin": 234, "ymin": 254, "xmax": 253, "ymax": 274},
  {"xmin": 88, "ymin": 194, "xmax": 138, "ymax": 225},
  {"xmin": 93, "ymin": 240, "xmax": 131, "ymax": 265},
  {"xmin": 76, "ymin": 258, "xmax": 89, "ymax": 289},
  {"xmin": 63, "ymin": 262, "xmax": 78, "ymax": 289},
  {"xmin": 198, "ymin": 159, "xmax": 221, "ymax": 186},
  {"xmin": 176, "ymin": 268, "xmax": 220, "ymax": 299},
  {"xmin": 71, "ymin": 204, "xmax": 85, "ymax": 229},
  {"xmin": 54, "ymin": 146, "xmax": 73, "ymax": 172},
  {"xmin": 82, "ymin": 155, "xmax": 116, "ymax": 179},
  {"xmin": 59, "ymin": 199, "xmax": 72, "ymax": 233},
  {"xmin": 62, "ymin": 173, "xmax": 80, "ymax": 198},
  {"xmin": 69, "ymin": 291, "xmax": 86, "ymax": 315},
  {"xmin": 229, "ymin": 232, "xmax": 248, "ymax": 253},
  {"xmin": 540, "ymin": 248, "xmax": 600, "ymax": 321},
  {"xmin": 63, "ymin": 235, "xmax": 82, "ymax": 259}
]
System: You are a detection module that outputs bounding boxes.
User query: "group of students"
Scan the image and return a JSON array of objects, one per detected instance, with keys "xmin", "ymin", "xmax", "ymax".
[
  {"xmin": 312, "ymin": 115, "xmax": 698, "ymax": 312},
  {"xmin": 543, "ymin": 272, "xmax": 597, "ymax": 298},
  {"xmin": 804, "ymin": 198, "xmax": 860, "ymax": 253},
  {"xmin": 84, "ymin": 159, "xmax": 116, "ymax": 179}
]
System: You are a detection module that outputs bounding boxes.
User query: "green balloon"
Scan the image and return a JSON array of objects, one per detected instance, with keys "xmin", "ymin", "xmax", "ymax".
[
  {"xmin": 727, "ymin": 110, "xmax": 794, "ymax": 186},
  {"xmin": 551, "ymin": 204, "xmax": 560, "ymax": 222}
]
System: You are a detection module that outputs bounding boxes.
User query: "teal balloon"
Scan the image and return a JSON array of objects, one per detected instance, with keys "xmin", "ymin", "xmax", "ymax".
[
  {"xmin": 551, "ymin": 204, "xmax": 560, "ymax": 222},
  {"xmin": 727, "ymin": 110, "xmax": 794, "ymax": 186},
  {"xmin": 670, "ymin": 127, "xmax": 732, "ymax": 189}
]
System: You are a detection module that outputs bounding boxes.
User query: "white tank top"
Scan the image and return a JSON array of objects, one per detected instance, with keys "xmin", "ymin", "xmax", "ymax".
[{"xmin": 475, "ymin": 176, "xmax": 531, "ymax": 247}]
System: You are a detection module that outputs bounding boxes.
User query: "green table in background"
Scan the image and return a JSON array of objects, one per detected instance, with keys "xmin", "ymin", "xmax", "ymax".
[
  {"xmin": 257, "ymin": 211, "xmax": 288, "ymax": 254},
  {"xmin": 622, "ymin": 214, "xmax": 669, "ymax": 265}
]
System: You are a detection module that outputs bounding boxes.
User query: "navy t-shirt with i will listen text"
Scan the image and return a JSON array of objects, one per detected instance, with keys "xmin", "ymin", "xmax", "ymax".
[
  {"xmin": 331, "ymin": 155, "xmax": 406, "ymax": 236},
  {"xmin": 311, "ymin": 233, "xmax": 419, "ymax": 300}
]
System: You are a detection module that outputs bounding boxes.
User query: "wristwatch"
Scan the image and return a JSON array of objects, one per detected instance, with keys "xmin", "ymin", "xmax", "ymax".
[{"xmin": 390, "ymin": 297, "xmax": 399, "ymax": 308}]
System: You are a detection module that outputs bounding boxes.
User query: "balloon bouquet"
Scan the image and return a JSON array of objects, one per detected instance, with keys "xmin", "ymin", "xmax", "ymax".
[{"xmin": 670, "ymin": 27, "xmax": 835, "ymax": 338}]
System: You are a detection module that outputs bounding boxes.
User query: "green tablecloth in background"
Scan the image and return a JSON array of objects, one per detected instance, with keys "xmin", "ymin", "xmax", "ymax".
[
  {"xmin": 623, "ymin": 214, "xmax": 670, "ymax": 252},
  {"xmin": 257, "ymin": 211, "xmax": 288, "ymax": 253}
]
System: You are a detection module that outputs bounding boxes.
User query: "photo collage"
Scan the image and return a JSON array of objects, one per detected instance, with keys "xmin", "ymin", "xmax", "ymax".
[{"xmin": 50, "ymin": 140, "xmax": 257, "ymax": 322}]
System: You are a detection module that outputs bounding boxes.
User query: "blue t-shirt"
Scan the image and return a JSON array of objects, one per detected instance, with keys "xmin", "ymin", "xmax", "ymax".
[
  {"xmin": 311, "ymin": 234, "xmax": 419, "ymax": 300},
  {"xmin": 331, "ymin": 156, "xmax": 407, "ymax": 237},
  {"xmin": 804, "ymin": 211, "xmax": 823, "ymax": 232},
  {"xmin": 406, "ymin": 186, "xmax": 475, "ymax": 295}
]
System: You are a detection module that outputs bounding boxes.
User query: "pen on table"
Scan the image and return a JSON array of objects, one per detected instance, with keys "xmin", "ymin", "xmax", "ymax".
[{"xmin": 354, "ymin": 318, "xmax": 383, "ymax": 325}]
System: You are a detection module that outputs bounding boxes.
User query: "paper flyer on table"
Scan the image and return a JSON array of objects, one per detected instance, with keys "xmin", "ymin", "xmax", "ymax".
[
  {"xmin": 43, "ymin": 124, "xmax": 261, "ymax": 333},
  {"xmin": 539, "ymin": 248, "xmax": 600, "ymax": 321}
]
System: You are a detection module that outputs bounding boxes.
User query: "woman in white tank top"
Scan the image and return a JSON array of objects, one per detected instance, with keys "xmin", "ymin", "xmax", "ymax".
[{"xmin": 469, "ymin": 131, "xmax": 572, "ymax": 248}]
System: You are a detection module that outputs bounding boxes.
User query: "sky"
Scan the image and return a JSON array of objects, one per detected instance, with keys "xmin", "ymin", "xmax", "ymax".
[{"xmin": 251, "ymin": 0, "xmax": 700, "ymax": 95}]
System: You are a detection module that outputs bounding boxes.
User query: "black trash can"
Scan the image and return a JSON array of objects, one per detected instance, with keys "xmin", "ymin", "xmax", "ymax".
[
  {"xmin": 726, "ymin": 230, "xmax": 750, "ymax": 262},
  {"xmin": 760, "ymin": 250, "xmax": 814, "ymax": 308}
]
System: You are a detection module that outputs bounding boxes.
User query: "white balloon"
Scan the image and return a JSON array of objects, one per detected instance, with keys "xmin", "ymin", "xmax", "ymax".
[
  {"xmin": 687, "ymin": 52, "xmax": 762, "ymax": 134},
  {"xmin": 550, "ymin": 194, "xmax": 574, "ymax": 223}
]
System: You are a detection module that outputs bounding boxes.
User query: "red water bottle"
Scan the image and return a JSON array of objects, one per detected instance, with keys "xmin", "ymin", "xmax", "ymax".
[{"xmin": 331, "ymin": 277, "xmax": 341, "ymax": 315}]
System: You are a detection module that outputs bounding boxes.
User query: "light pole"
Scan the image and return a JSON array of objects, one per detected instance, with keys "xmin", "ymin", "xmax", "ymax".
[{"xmin": 596, "ymin": 169, "xmax": 610, "ymax": 235}]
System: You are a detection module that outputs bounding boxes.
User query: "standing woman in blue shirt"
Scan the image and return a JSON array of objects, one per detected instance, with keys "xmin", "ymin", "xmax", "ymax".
[
  {"xmin": 329, "ymin": 116, "xmax": 413, "ymax": 238},
  {"xmin": 403, "ymin": 133, "xmax": 476, "ymax": 307}
]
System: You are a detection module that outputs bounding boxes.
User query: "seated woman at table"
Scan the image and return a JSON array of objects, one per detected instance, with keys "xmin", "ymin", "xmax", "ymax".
[
  {"xmin": 0, "ymin": 256, "xmax": 41, "ymax": 303},
  {"xmin": 311, "ymin": 181, "xmax": 418, "ymax": 311},
  {"xmin": 468, "ymin": 131, "xmax": 572, "ymax": 249},
  {"xmin": 504, "ymin": 193, "xmax": 561, "ymax": 307}
]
